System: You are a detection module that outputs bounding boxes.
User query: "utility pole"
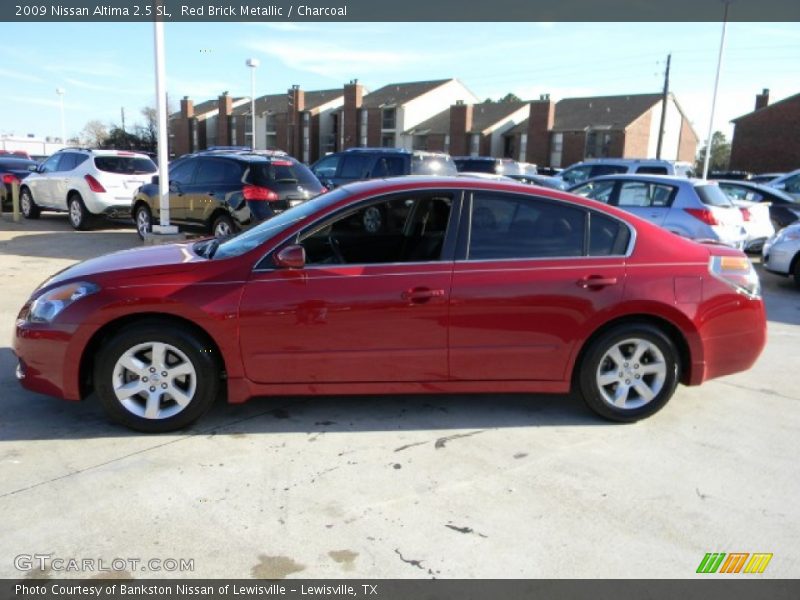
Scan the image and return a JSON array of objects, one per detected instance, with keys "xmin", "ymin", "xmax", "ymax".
[
  {"xmin": 655, "ymin": 53, "xmax": 671, "ymax": 160},
  {"xmin": 703, "ymin": 0, "xmax": 731, "ymax": 179},
  {"xmin": 121, "ymin": 107, "xmax": 126, "ymax": 132}
]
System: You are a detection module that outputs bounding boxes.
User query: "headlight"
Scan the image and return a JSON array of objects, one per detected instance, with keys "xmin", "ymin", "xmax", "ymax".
[{"xmin": 28, "ymin": 282, "xmax": 99, "ymax": 323}]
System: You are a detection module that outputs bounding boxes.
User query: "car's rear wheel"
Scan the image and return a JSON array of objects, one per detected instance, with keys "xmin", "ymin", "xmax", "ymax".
[
  {"xmin": 578, "ymin": 323, "xmax": 679, "ymax": 422},
  {"xmin": 135, "ymin": 204, "xmax": 153, "ymax": 240},
  {"xmin": 212, "ymin": 213, "xmax": 234, "ymax": 238},
  {"xmin": 94, "ymin": 321, "xmax": 221, "ymax": 432},
  {"xmin": 20, "ymin": 187, "xmax": 40, "ymax": 219},
  {"xmin": 68, "ymin": 193, "xmax": 92, "ymax": 230}
]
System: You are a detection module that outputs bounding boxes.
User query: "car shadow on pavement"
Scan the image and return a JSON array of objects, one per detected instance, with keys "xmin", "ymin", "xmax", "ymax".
[
  {"xmin": 0, "ymin": 349, "xmax": 604, "ymax": 442},
  {"xmin": 0, "ymin": 230, "xmax": 140, "ymax": 262}
]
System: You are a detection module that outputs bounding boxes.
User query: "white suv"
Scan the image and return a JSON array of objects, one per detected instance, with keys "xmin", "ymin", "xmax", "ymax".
[
  {"xmin": 554, "ymin": 158, "xmax": 695, "ymax": 189},
  {"xmin": 19, "ymin": 148, "xmax": 157, "ymax": 230}
]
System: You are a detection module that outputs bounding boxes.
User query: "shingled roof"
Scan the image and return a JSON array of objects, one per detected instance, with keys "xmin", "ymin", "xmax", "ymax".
[
  {"xmin": 551, "ymin": 93, "xmax": 663, "ymax": 131},
  {"xmin": 361, "ymin": 79, "xmax": 454, "ymax": 109},
  {"xmin": 407, "ymin": 101, "xmax": 529, "ymax": 135},
  {"xmin": 231, "ymin": 88, "xmax": 344, "ymax": 116}
]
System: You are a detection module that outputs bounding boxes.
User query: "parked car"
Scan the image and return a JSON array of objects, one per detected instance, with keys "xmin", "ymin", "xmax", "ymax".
[
  {"xmin": 0, "ymin": 156, "xmax": 38, "ymax": 210},
  {"xmin": 132, "ymin": 151, "xmax": 324, "ymax": 239},
  {"xmin": 554, "ymin": 158, "xmax": 695, "ymax": 189},
  {"xmin": 762, "ymin": 221, "xmax": 800, "ymax": 287},
  {"xmin": 310, "ymin": 148, "xmax": 457, "ymax": 188},
  {"xmin": 19, "ymin": 148, "xmax": 157, "ymax": 230},
  {"xmin": 708, "ymin": 170, "xmax": 752, "ymax": 181},
  {"xmin": 569, "ymin": 175, "xmax": 747, "ymax": 248},
  {"xmin": 717, "ymin": 179, "xmax": 800, "ymax": 231},
  {"xmin": 749, "ymin": 173, "xmax": 784, "ymax": 185},
  {"xmin": 536, "ymin": 166, "xmax": 563, "ymax": 177},
  {"xmin": 453, "ymin": 156, "xmax": 562, "ymax": 189},
  {"xmin": 768, "ymin": 168, "xmax": 800, "ymax": 201},
  {"xmin": 13, "ymin": 177, "xmax": 765, "ymax": 432}
]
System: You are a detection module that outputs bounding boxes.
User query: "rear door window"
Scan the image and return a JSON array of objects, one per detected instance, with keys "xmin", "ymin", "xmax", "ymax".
[
  {"xmin": 195, "ymin": 158, "xmax": 243, "ymax": 185},
  {"xmin": 588, "ymin": 212, "xmax": 631, "ymax": 256},
  {"xmin": 468, "ymin": 193, "xmax": 587, "ymax": 259},
  {"xmin": 571, "ymin": 179, "xmax": 616, "ymax": 203},
  {"xmin": 372, "ymin": 156, "xmax": 406, "ymax": 177},
  {"xmin": 617, "ymin": 182, "xmax": 676, "ymax": 207},
  {"xmin": 94, "ymin": 156, "xmax": 157, "ymax": 174},
  {"xmin": 339, "ymin": 155, "xmax": 371, "ymax": 179}
]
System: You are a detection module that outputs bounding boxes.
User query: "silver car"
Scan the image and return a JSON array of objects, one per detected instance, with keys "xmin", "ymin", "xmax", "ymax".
[
  {"xmin": 768, "ymin": 168, "xmax": 800, "ymax": 201},
  {"xmin": 569, "ymin": 174, "xmax": 747, "ymax": 248},
  {"xmin": 762, "ymin": 221, "xmax": 800, "ymax": 286}
]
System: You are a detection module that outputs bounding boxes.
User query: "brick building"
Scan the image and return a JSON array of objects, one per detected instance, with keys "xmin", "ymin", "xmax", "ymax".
[
  {"xmin": 504, "ymin": 93, "xmax": 698, "ymax": 168},
  {"xmin": 405, "ymin": 100, "xmax": 530, "ymax": 156},
  {"xmin": 729, "ymin": 90, "xmax": 800, "ymax": 173}
]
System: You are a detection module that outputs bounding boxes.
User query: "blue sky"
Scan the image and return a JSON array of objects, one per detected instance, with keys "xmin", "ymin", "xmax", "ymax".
[{"xmin": 1, "ymin": 21, "xmax": 798, "ymax": 145}]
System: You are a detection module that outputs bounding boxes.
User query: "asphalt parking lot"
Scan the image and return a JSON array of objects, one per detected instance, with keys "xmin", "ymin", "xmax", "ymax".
[{"xmin": 0, "ymin": 213, "xmax": 798, "ymax": 579}]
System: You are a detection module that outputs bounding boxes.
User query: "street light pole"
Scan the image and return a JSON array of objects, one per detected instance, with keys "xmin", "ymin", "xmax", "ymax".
[
  {"xmin": 246, "ymin": 58, "xmax": 260, "ymax": 150},
  {"xmin": 702, "ymin": 0, "xmax": 731, "ymax": 179},
  {"xmin": 55, "ymin": 88, "xmax": 66, "ymax": 145},
  {"xmin": 152, "ymin": 20, "xmax": 177, "ymax": 234}
]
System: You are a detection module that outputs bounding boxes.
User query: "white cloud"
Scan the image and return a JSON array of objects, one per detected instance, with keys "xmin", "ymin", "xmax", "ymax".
[
  {"xmin": 167, "ymin": 77, "xmax": 237, "ymax": 100},
  {"xmin": 44, "ymin": 61, "xmax": 128, "ymax": 79},
  {"xmin": 6, "ymin": 95, "xmax": 80, "ymax": 109},
  {"xmin": 61, "ymin": 77, "xmax": 148, "ymax": 96},
  {"xmin": 242, "ymin": 39, "xmax": 423, "ymax": 79},
  {"xmin": 0, "ymin": 68, "xmax": 43, "ymax": 84}
]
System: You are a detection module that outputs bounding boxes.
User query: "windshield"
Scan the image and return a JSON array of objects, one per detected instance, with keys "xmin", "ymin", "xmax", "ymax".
[{"xmin": 212, "ymin": 188, "xmax": 352, "ymax": 260}]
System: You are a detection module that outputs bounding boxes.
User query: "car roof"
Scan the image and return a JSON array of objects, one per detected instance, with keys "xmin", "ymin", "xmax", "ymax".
[
  {"xmin": 575, "ymin": 173, "xmax": 699, "ymax": 184},
  {"xmin": 178, "ymin": 152, "xmax": 300, "ymax": 164}
]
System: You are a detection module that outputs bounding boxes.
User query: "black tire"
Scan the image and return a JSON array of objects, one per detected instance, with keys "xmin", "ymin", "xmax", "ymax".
[
  {"xmin": 134, "ymin": 203, "xmax": 153, "ymax": 240},
  {"xmin": 68, "ymin": 193, "xmax": 92, "ymax": 230},
  {"xmin": 94, "ymin": 320, "xmax": 221, "ymax": 433},
  {"xmin": 211, "ymin": 213, "xmax": 235, "ymax": 238},
  {"xmin": 20, "ymin": 187, "xmax": 41, "ymax": 219},
  {"xmin": 792, "ymin": 256, "xmax": 800, "ymax": 288},
  {"xmin": 578, "ymin": 323, "xmax": 679, "ymax": 422}
]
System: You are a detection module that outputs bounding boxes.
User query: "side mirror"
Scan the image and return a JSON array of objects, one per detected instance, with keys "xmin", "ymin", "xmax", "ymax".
[
  {"xmin": 169, "ymin": 180, "xmax": 181, "ymax": 193},
  {"xmin": 322, "ymin": 178, "xmax": 336, "ymax": 189},
  {"xmin": 274, "ymin": 244, "xmax": 306, "ymax": 269},
  {"xmin": 151, "ymin": 175, "xmax": 160, "ymax": 185},
  {"xmin": 28, "ymin": 164, "xmax": 38, "ymax": 172}
]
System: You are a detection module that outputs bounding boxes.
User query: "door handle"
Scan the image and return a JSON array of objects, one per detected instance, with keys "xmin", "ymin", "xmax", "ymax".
[
  {"xmin": 577, "ymin": 275, "xmax": 618, "ymax": 289},
  {"xmin": 401, "ymin": 287, "xmax": 446, "ymax": 304}
]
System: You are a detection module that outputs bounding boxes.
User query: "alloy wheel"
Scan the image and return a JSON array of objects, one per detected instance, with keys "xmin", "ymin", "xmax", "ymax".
[{"xmin": 595, "ymin": 338, "xmax": 667, "ymax": 410}]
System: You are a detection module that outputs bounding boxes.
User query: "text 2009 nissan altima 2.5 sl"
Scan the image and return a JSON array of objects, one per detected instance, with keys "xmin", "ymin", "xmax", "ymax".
[{"xmin": 13, "ymin": 177, "xmax": 766, "ymax": 433}]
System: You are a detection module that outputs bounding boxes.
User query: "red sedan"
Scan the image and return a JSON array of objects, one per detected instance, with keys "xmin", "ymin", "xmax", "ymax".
[{"xmin": 13, "ymin": 177, "xmax": 766, "ymax": 432}]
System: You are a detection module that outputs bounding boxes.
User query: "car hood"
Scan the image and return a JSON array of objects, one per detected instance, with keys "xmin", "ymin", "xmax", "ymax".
[{"xmin": 43, "ymin": 242, "xmax": 203, "ymax": 289}]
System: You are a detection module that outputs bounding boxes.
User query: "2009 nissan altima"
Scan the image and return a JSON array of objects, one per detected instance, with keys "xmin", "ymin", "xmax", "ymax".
[{"xmin": 13, "ymin": 177, "xmax": 766, "ymax": 432}]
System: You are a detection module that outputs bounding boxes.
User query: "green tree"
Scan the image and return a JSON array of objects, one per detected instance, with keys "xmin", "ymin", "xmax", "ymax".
[{"xmin": 696, "ymin": 130, "xmax": 731, "ymax": 174}]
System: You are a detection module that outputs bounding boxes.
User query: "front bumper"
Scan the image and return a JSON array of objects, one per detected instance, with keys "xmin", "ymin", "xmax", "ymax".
[{"xmin": 13, "ymin": 321, "xmax": 80, "ymax": 401}]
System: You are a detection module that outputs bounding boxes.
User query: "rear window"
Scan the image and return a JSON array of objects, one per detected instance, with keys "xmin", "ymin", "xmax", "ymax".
[
  {"xmin": 94, "ymin": 156, "xmax": 157, "ymax": 174},
  {"xmin": 454, "ymin": 159, "xmax": 495, "ymax": 173},
  {"xmin": 250, "ymin": 161, "xmax": 321, "ymax": 187},
  {"xmin": 0, "ymin": 158, "xmax": 37, "ymax": 170},
  {"xmin": 411, "ymin": 155, "xmax": 457, "ymax": 176},
  {"xmin": 696, "ymin": 184, "xmax": 733, "ymax": 207}
]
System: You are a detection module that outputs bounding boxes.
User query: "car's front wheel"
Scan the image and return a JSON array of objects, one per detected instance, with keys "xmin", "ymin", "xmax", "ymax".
[
  {"xmin": 94, "ymin": 321, "xmax": 221, "ymax": 432},
  {"xmin": 578, "ymin": 323, "xmax": 679, "ymax": 422},
  {"xmin": 212, "ymin": 213, "xmax": 235, "ymax": 238},
  {"xmin": 135, "ymin": 204, "xmax": 153, "ymax": 240},
  {"xmin": 20, "ymin": 187, "xmax": 40, "ymax": 219}
]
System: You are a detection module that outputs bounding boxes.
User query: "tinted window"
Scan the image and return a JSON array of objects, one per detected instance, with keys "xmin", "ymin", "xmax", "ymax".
[
  {"xmin": 57, "ymin": 153, "xmax": 79, "ymax": 172},
  {"xmin": 300, "ymin": 193, "xmax": 453, "ymax": 264},
  {"xmin": 0, "ymin": 158, "xmax": 37, "ymax": 171},
  {"xmin": 195, "ymin": 158, "xmax": 243, "ymax": 185},
  {"xmin": 695, "ymin": 184, "xmax": 733, "ymax": 207},
  {"xmin": 560, "ymin": 165, "xmax": 592, "ymax": 186},
  {"xmin": 571, "ymin": 179, "xmax": 615, "ymax": 203},
  {"xmin": 468, "ymin": 193, "xmax": 586, "ymax": 259},
  {"xmin": 410, "ymin": 155, "xmax": 457, "ymax": 176},
  {"xmin": 589, "ymin": 212, "xmax": 631, "ymax": 256},
  {"xmin": 591, "ymin": 164, "xmax": 628, "ymax": 177},
  {"xmin": 169, "ymin": 160, "xmax": 196, "ymax": 184},
  {"xmin": 372, "ymin": 156, "xmax": 405, "ymax": 177},
  {"xmin": 454, "ymin": 159, "xmax": 496, "ymax": 174},
  {"xmin": 94, "ymin": 156, "xmax": 157, "ymax": 174},
  {"xmin": 636, "ymin": 166, "xmax": 668, "ymax": 175},
  {"xmin": 312, "ymin": 154, "xmax": 340, "ymax": 178},
  {"xmin": 39, "ymin": 154, "xmax": 62, "ymax": 173},
  {"xmin": 617, "ymin": 182, "xmax": 675, "ymax": 207},
  {"xmin": 783, "ymin": 173, "xmax": 800, "ymax": 193},
  {"xmin": 339, "ymin": 154, "xmax": 370, "ymax": 179}
]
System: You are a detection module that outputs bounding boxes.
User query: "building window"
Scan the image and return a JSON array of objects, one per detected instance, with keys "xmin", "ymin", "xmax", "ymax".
[
  {"xmin": 360, "ymin": 110, "xmax": 368, "ymax": 146},
  {"xmin": 444, "ymin": 134, "xmax": 450, "ymax": 153},
  {"xmin": 381, "ymin": 133, "xmax": 395, "ymax": 148},
  {"xmin": 585, "ymin": 130, "xmax": 612, "ymax": 159},
  {"xmin": 302, "ymin": 113, "xmax": 310, "ymax": 161},
  {"xmin": 265, "ymin": 113, "xmax": 278, "ymax": 150},
  {"xmin": 519, "ymin": 134, "xmax": 528, "ymax": 162},
  {"xmin": 550, "ymin": 132, "xmax": 563, "ymax": 167},
  {"xmin": 469, "ymin": 133, "xmax": 480, "ymax": 156},
  {"xmin": 382, "ymin": 108, "xmax": 396, "ymax": 130}
]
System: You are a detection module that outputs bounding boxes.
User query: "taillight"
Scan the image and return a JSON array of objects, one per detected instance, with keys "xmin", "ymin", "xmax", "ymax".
[
  {"xmin": 243, "ymin": 184, "xmax": 278, "ymax": 201},
  {"xmin": 709, "ymin": 255, "xmax": 760, "ymax": 298},
  {"xmin": 739, "ymin": 207, "xmax": 751, "ymax": 221},
  {"xmin": 684, "ymin": 208, "xmax": 719, "ymax": 226},
  {"xmin": 2, "ymin": 173, "xmax": 19, "ymax": 185},
  {"xmin": 84, "ymin": 174, "xmax": 106, "ymax": 193}
]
